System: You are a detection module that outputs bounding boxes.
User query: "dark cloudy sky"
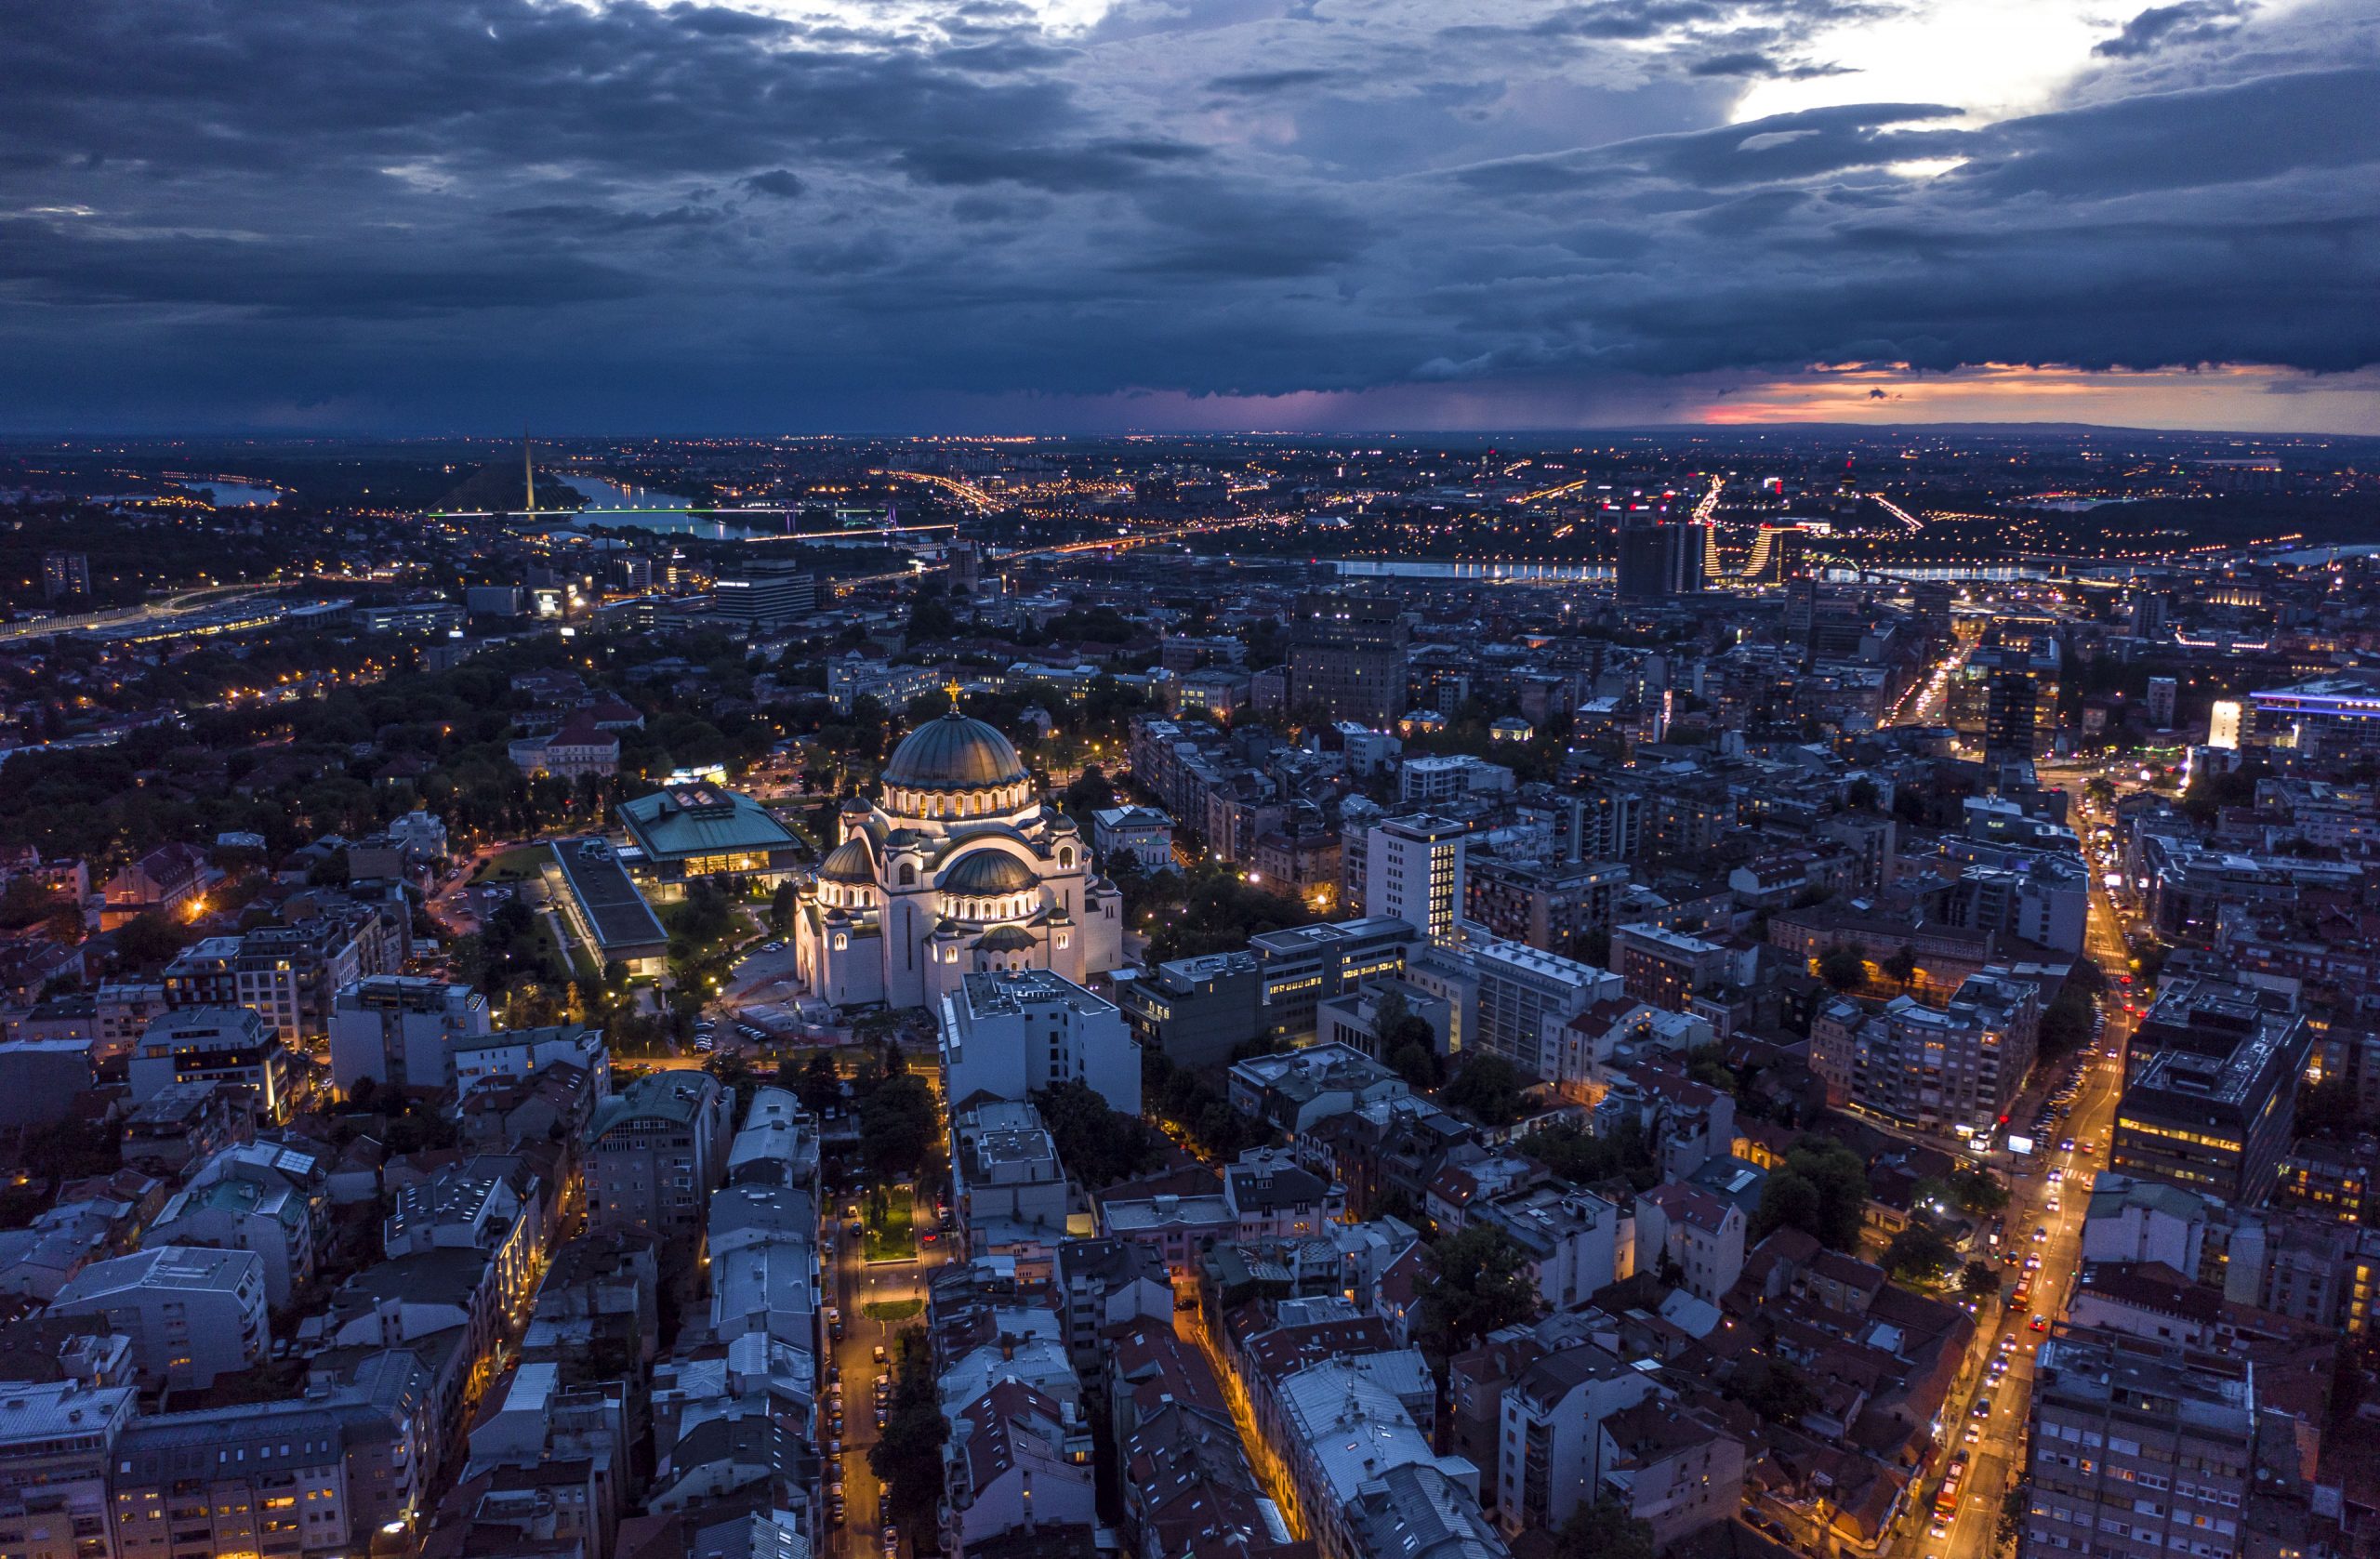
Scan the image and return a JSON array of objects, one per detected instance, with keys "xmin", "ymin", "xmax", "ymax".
[{"xmin": 3, "ymin": 0, "xmax": 2376, "ymax": 433}]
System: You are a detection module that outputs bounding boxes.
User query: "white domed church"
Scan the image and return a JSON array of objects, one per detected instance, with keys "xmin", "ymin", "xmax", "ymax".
[{"xmin": 791, "ymin": 704, "xmax": 1124, "ymax": 1011}]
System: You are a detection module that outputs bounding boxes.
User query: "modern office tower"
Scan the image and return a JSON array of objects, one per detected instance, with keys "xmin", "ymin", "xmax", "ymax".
[
  {"xmin": 1615, "ymin": 518, "xmax": 1700, "ymax": 600},
  {"xmin": 711, "ymin": 556, "xmax": 816, "ymax": 629},
  {"xmin": 1950, "ymin": 635, "xmax": 2063, "ymax": 758},
  {"xmin": 2112, "ymin": 984, "xmax": 2310, "ymax": 1204},
  {"xmin": 1287, "ymin": 592, "xmax": 1409, "ymax": 724},
  {"xmin": 1245, "ymin": 916, "xmax": 1419, "ymax": 1042},
  {"xmin": 40, "ymin": 551, "xmax": 89, "ymax": 601},
  {"xmin": 2021, "ymin": 1329, "xmax": 2255, "ymax": 1559},
  {"xmin": 1366, "ymin": 815, "xmax": 1468, "ymax": 944}
]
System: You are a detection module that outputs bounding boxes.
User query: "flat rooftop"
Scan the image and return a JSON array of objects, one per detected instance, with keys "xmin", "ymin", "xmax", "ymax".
[{"xmin": 551, "ymin": 837, "xmax": 669, "ymax": 954}]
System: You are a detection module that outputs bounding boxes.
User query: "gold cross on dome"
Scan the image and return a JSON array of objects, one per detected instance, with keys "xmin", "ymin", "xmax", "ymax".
[{"xmin": 945, "ymin": 678, "xmax": 963, "ymax": 704}]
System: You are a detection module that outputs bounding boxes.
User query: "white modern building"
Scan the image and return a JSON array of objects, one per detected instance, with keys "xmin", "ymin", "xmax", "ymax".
[
  {"xmin": 47, "ymin": 1246, "xmax": 270, "ymax": 1389},
  {"xmin": 938, "ymin": 970, "xmax": 1140, "ymax": 1116},
  {"xmin": 329, "ymin": 975, "xmax": 492, "ymax": 1094},
  {"xmin": 1366, "ymin": 814, "xmax": 1468, "ymax": 944}
]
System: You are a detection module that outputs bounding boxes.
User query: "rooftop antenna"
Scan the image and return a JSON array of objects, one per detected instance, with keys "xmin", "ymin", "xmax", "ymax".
[{"xmin": 522, "ymin": 429, "xmax": 536, "ymax": 517}]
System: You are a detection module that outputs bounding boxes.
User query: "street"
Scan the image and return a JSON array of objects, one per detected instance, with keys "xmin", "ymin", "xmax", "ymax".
[
  {"xmin": 823, "ymin": 1184, "xmax": 949, "ymax": 1559},
  {"xmin": 1930, "ymin": 791, "xmax": 2141, "ymax": 1559}
]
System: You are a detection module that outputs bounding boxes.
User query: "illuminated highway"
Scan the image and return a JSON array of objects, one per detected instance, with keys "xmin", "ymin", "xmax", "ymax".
[{"xmin": 0, "ymin": 580, "xmax": 281, "ymax": 642}]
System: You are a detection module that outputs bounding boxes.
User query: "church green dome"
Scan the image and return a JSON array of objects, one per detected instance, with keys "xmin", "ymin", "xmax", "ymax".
[
  {"xmin": 817, "ymin": 837, "xmax": 875, "ymax": 883},
  {"xmin": 882, "ymin": 708, "xmax": 1028, "ymax": 791},
  {"xmin": 940, "ymin": 850, "xmax": 1038, "ymax": 895}
]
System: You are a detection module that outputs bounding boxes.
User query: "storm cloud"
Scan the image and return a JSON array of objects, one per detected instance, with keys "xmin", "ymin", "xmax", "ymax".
[{"xmin": 0, "ymin": 0, "xmax": 2374, "ymax": 429}]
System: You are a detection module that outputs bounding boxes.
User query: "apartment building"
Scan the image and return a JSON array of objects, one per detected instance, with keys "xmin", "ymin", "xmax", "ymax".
[
  {"xmin": 585, "ymin": 1073, "xmax": 732, "ymax": 1244},
  {"xmin": 47, "ymin": 1246, "xmax": 271, "ymax": 1390},
  {"xmin": 327, "ymin": 975, "xmax": 492, "ymax": 1094},
  {"xmin": 2020, "ymin": 1330, "xmax": 2256, "ymax": 1559}
]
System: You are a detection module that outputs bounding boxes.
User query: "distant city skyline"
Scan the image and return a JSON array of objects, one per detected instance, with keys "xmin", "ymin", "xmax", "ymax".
[{"xmin": 3, "ymin": 0, "xmax": 2374, "ymax": 433}]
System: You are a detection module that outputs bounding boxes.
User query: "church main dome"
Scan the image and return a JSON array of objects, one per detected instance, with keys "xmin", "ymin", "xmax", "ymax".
[
  {"xmin": 882, "ymin": 708, "xmax": 1029, "ymax": 790},
  {"xmin": 940, "ymin": 849, "xmax": 1038, "ymax": 895}
]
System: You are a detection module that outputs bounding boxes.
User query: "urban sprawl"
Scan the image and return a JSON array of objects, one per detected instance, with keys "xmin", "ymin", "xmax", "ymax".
[{"xmin": 0, "ymin": 429, "xmax": 2373, "ymax": 1559}]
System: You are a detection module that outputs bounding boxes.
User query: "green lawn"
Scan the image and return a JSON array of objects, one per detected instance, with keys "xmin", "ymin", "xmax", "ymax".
[
  {"xmin": 863, "ymin": 1193, "xmax": 917, "ymax": 1263},
  {"xmin": 474, "ymin": 844, "xmax": 557, "ymax": 883},
  {"xmin": 864, "ymin": 1298, "xmax": 924, "ymax": 1322}
]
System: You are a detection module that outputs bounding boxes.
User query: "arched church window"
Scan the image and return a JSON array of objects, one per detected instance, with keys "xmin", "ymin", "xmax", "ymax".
[
  {"xmin": 1059, "ymin": 848, "xmax": 1075, "ymax": 869},
  {"xmin": 899, "ymin": 864, "xmax": 917, "ymax": 886}
]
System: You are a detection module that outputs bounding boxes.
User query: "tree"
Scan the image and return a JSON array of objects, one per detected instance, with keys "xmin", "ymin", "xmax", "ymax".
[
  {"xmin": 1033, "ymin": 1079, "xmax": 1165, "ymax": 1189},
  {"xmin": 870, "ymin": 1324, "xmax": 947, "ymax": 1525},
  {"xmin": 1998, "ymin": 1484, "xmax": 2030, "ymax": 1555},
  {"xmin": 860, "ymin": 1074, "xmax": 936, "ymax": 1179},
  {"xmin": 1818, "ymin": 943, "xmax": 1869, "ymax": 992},
  {"xmin": 769, "ymin": 880, "xmax": 798, "ymax": 938},
  {"xmin": 1551, "ymin": 1497, "xmax": 1655, "ymax": 1559},
  {"xmin": 1961, "ymin": 1261, "xmax": 2003, "ymax": 1300},
  {"xmin": 1884, "ymin": 1224, "xmax": 1957, "ymax": 1285},
  {"xmin": 1752, "ymin": 1136, "xmax": 1871, "ymax": 1250},
  {"xmin": 1063, "ymin": 766, "xmax": 1117, "ymax": 815},
  {"xmin": 1685, "ymin": 1043, "xmax": 1739, "ymax": 1094},
  {"xmin": 112, "ymin": 910, "xmax": 193, "ymax": 969},
  {"xmin": 1442, "ymin": 1053, "xmax": 1530, "ymax": 1128},
  {"xmin": 1883, "ymin": 944, "xmax": 1920, "ymax": 992},
  {"xmin": 1729, "ymin": 1355, "xmax": 1818, "ymax": 1426},
  {"xmin": 1949, "ymin": 1166, "xmax": 2012, "ymax": 1215},
  {"xmin": 1521, "ymin": 1117, "xmax": 1659, "ymax": 1195},
  {"xmin": 1374, "ymin": 989, "xmax": 1443, "ymax": 1090},
  {"xmin": 785, "ymin": 1050, "xmax": 841, "ymax": 1115},
  {"xmin": 1416, "ymin": 1224, "xmax": 1540, "ymax": 1358}
]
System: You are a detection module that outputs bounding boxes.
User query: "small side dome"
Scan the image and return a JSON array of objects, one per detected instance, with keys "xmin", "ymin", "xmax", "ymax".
[
  {"xmin": 818, "ymin": 837, "xmax": 875, "ymax": 884},
  {"xmin": 940, "ymin": 850, "xmax": 1037, "ymax": 896}
]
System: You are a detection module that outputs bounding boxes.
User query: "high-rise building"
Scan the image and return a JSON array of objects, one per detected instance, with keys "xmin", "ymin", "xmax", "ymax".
[
  {"xmin": 1366, "ymin": 815, "xmax": 1467, "ymax": 944},
  {"xmin": 2207, "ymin": 699, "xmax": 2244, "ymax": 749},
  {"xmin": 40, "ymin": 551, "xmax": 89, "ymax": 601},
  {"xmin": 1287, "ymin": 592, "xmax": 1408, "ymax": 724},
  {"xmin": 1951, "ymin": 636, "xmax": 2062, "ymax": 758},
  {"xmin": 1615, "ymin": 518, "xmax": 1699, "ymax": 600},
  {"xmin": 711, "ymin": 557, "xmax": 816, "ymax": 629},
  {"xmin": 2130, "ymin": 589, "xmax": 2173, "ymax": 641},
  {"xmin": 2146, "ymin": 676, "xmax": 2178, "ymax": 729},
  {"xmin": 2020, "ymin": 1329, "xmax": 2255, "ymax": 1559}
]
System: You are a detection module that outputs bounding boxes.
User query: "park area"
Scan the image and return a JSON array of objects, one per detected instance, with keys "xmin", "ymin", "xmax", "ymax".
[{"xmin": 863, "ymin": 1183, "xmax": 918, "ymax": 1262}]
